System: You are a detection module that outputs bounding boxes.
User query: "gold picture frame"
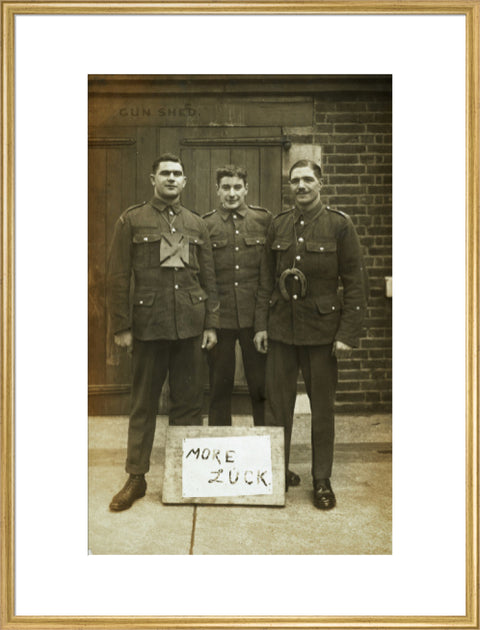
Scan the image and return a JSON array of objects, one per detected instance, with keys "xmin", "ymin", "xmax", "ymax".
[{"xmin": 2, "ymin": 2, "xmax": 478, "ymax": 628}]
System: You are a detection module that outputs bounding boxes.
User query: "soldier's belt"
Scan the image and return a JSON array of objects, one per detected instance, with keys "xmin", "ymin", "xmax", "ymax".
[{"xmin": 279, "ymin": 267, "xmax": 307, "ymax": 301}]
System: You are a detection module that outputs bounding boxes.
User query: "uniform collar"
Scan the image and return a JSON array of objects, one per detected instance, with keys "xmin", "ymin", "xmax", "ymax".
[
  {"xmin": 294, "ymin": 199, "xmax": 325, "ymax": 225},
  {"xmin": 218, "ymin": 202, "xmax": 248, "ymax": 221},
  {"xmin": 150, "ymin": 196, "xmax": 182, "ymax": 214}
]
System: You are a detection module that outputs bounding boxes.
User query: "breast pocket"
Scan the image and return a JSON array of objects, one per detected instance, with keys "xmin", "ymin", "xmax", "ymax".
[
  {"xmin": 271, "ymin": 239, "xmax": 292, "ymax": 274},
  {"xmin": 244, "ymin": 235, "xmax": 266, "ymax": 247},
  {"xmin": 305, "ymin": 240, "xmax": 338, "ymax": 276},
  {"xmin": 244, "ymin": 235, "xmax": 266, "ymax": 267},
  {"xmin": 209, "ymin": 237, "xmax": 229, "ymax": 272},
  {"xmin": 211, "ymin": 237, "xmax": 228, "ymax": 250},
  {"xmin": 131, "ymin": 232, "xmax": 162, "ymax": 269},
  {"xmin": 185, "ymin": 234, "xmax": 204, "ymax": 271}
]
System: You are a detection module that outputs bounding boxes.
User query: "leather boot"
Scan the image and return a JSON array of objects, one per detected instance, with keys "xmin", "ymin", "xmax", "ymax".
[
  {"xmin": 109, "ymin": 474, "xmax": 146, "ymax": 511},
  {"xmin": 313, "ymin": 478, "xmax": 336, "ymax": 510},
  {"xmin": 286, "ymin": 469, "xmax": 301, "ymax": 491}
]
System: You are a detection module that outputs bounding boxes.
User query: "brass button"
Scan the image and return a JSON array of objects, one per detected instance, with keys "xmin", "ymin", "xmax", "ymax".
[
  {"xmin": 293, "ymin": 294, "xmax": 298, "ymax": 300},
  {"xmin": 296, "ymin": 255, "xmax": 301, "ymax": 261},
  {"xmin": 298, "ymin": 237, "xmax": 304, "ymax": 243}
]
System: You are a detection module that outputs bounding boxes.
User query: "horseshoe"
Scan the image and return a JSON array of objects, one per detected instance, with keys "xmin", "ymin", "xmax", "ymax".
[{"xmin": 279, "ymin": 267, "xmax": 307, "ymax": 301}]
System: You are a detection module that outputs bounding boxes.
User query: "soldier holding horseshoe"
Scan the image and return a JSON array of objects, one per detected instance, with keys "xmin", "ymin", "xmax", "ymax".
[{"xmin": 254, "ymin": 159, "xmax": 367, "ymax": 509}]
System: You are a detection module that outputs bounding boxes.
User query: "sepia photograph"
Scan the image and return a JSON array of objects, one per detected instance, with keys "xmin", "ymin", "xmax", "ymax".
[
  {"xmin": 2, "ymin": 4, "xmax": 477, "ymax": 628},
  {"xmin": 88, "ymin": 74, "xmax": 393, "ymax": 555}
]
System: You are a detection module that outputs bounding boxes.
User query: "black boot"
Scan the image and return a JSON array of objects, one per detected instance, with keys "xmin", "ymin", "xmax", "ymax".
[
  {"xmin": 109, "ymin": 474, "xmax": 146, "ymax": 512},
  {"xmin": 285, "ymin": 469, "xmax": 301, "ymax": 491},
  {"xmin": 313, "ymin": 478, "xmax": 336, "ymax": 510}
]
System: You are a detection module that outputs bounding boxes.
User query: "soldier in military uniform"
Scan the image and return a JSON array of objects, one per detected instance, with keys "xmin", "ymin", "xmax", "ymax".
[
  {"xmin": 107, "ymin": 153, "xmax": 219, "ymax": 511},
  {"xmin": 202, "ymin": 164, "xmax": 270, "ymax": 427},
  {"xmin": 203, "ymin": 164, "xmax": 301, "ymax": 490},
  {"xmin": 254, "ymin": 159, "xmax": 367, "ymax": 509}
]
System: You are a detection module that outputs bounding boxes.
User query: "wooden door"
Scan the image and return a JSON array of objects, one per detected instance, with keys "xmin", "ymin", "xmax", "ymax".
[{"xmin": 89, "ymin": 135, "xmax": 138, "ymax": 414}]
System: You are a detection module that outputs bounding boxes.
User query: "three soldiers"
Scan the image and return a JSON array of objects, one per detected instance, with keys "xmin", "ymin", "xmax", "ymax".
[{"xmin": 107, "ymin": 155, "xmax": 366, "ymax": 511}]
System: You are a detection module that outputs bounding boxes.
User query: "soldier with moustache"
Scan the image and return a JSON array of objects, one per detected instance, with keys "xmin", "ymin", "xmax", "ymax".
[
  {"xmin": 107, "ymin": 153, "xmax": 219, "ymax": 511},
  {"xmin": 254, "ymin": 159, "xmax": 367, "ymax": 509}
]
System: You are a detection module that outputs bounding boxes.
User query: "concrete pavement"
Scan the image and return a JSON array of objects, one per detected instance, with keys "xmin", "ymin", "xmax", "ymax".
[{"xmin": 88, "ymin": 412, "xmax": 391, "ymax": 555}]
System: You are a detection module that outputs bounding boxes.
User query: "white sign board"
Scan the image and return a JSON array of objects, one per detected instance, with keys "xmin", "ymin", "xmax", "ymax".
[
  {"xmin": 162, "ymin": 426, "xmax": 285, "ymax": 506},
  {"xmin": 182, "ymin": 435, "xmax": 273, "ymax": 498}
]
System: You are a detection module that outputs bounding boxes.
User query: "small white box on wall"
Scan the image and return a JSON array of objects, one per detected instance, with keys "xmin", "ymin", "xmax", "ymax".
[{"xmin": 385, "ymin": 276, "xmax": 392, "ymax": 298}]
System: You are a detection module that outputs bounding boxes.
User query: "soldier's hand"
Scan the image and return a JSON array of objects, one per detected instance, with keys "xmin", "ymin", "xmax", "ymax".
[
  {"xmin": 202, "ymin": 329, "xmax": 217, "ymax": 350},
  {"xmin": 114, "ymin": 330, "xmax": 133, "ymax": 349},
  {"xmin": 332, "ymin": 340, "xmax": 352, "ymax": 357},
  {"xmin": 254, "ymin": 331, "xmax": 268, "ymax": 354}
]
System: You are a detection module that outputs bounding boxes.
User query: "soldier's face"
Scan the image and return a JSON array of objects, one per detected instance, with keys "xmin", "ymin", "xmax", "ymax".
[
  {"xmin": 289, "ymin": 166, "xmax": 322, "ymax": 207},
  {"xmin": 217, "ymin": 176, "xmax": 248, "ymax": 211},
  {"xmin": 150, "ymin": 161, "xmax": 187, "ymax": 200}
]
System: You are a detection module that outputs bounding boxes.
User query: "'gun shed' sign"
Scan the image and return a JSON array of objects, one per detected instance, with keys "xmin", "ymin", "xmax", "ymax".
[{"xmin": 162, "ymin": 426, "xmax": 285, "ymax": 506}]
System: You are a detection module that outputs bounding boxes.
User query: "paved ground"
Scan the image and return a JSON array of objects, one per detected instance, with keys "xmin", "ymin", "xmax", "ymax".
[{"xmin": 88, "ymin": 412, "xmax": 392, "ymax": 555}]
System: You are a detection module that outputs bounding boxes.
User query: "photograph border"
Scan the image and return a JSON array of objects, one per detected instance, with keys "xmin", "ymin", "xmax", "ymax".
[{"xmin": 2, "ymin": 1, "xmax": 478, "ymax": 628}]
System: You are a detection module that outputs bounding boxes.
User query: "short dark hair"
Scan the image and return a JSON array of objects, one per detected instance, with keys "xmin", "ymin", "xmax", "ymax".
[
  {"xmin": 289, "ymin": 159, "xmax": 322, "ymax": 181},
  {"xmin": 152, "ymin": 153, "xmax": 185, "ymax": 175},
  {"xmin": 215, "ymin": 164, "xmax": 247, "ymax": 186}
]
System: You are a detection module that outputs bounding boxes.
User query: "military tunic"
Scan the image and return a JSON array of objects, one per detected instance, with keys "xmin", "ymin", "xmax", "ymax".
[
  {"xmin": 108, "ymin": 196, "xmax": 219, "ymax": 339},
  {"xmin": 255, "ymin": 202, "xmax": 365, "ymax": 346},
  {"xmin": 203, "ymin": 203, "xmax": 272, "ymax": 329},
  {"xmin": 255, "ymin": 200, "xmax": 367, "ymax": 481},
  {"xmin": 203, "ymin": 203, "xmax": 272, "ymax": 426},
  {"xmin": 107, "ymin": 196, "xmax": 219, "ymax": 474}
]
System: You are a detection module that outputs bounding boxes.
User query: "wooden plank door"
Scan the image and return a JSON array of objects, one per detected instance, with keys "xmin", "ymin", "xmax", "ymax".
[{"xmin": 88, "ymin": 135, "xmax": 138, "ymax": 414}]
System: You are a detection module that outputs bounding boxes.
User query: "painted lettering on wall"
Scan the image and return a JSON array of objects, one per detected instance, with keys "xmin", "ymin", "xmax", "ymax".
[
  {"xmin": 182, "ymin": 435, "xmax": 273, "ymax": 498},
  {"xmin": 118, "ymin": 104, "xmax": 196, "ymax": 118}
]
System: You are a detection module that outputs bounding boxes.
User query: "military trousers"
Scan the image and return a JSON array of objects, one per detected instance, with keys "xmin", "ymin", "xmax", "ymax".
[
  {"xmin": 265, "ymin": 340, "xmax": 338, "ymax": 481},
  {"xmin": 126, "ymin": 335, "xmax": 204, "ymax": 474},
  {"xmin": 207, "ymin": 327, "xmax": 266, "ymax": 426}
]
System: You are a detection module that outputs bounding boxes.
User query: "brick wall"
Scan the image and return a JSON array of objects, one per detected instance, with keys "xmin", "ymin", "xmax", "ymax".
[{"xmin": 284, "ymin": 91, "xmax": 392, "ymax": 413}]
